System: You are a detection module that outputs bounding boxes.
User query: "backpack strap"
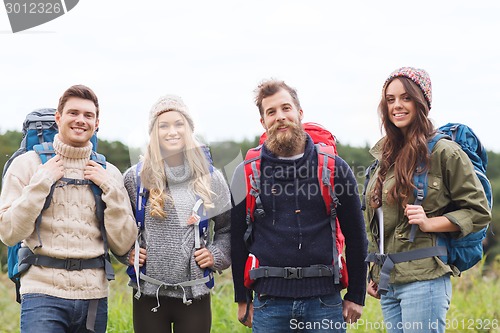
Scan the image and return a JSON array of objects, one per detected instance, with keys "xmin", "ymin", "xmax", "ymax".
[
  {"xmin": 130, "ymin": 161, "xmax": 147, "ymax": 299},
  {"xmin": 409, "ymin": 133, "xmax": 448, "ymax": 242},
  {"xmin": 361, "ymin": 160, "xmax": 379, "ymax": 211},
  {"xmin": 365, "ymin": 245, "xmax": 448, "ymax": 295},
  {"xmin": 191, "ymin": 197, "xmax": 215, "ymax": 289},
  {"xmin": 88, "ymin": 152, "xmax": 114, "ymax": 281},
  {"xmin": 243, "ymin": 147, "xmax": 264, "ymax": 247},
  {"xmin": 315, "ymin": 144, "xmax": 341, "ymax": 285},
  {"xmin": 32, "ymin": 143, "xmax": 57, "ymax": 249},
  {"xmin": 201, "ymin": 145, "xmax": 214, "ymax": 174},
  {"xmin": 135, "ymin": 161, "xmax": 148, "ymax": 230}
]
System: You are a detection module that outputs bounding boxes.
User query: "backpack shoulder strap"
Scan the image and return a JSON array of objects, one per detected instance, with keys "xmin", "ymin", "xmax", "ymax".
[
  {"xmin": 88, "ymin": 151, "xmax": 114, "ymax": 280},
  {"xmin": 31, "ymin": 142, "xmax": 57, "ymax": 249},
  {"xmin": 315, "ymin": 143, "xmax": 337, "ymax": 215},
  {"xmin": 314, "ymin": 143, "xmax": 344, "ymax": 285},
  {"xmin": 410, "ymin": 133, "xmax": 448, "ymax": 242},
  {"xmin": 89, "ymin": 151, "xmax": 107, "ymax": 216},
  {"xmin": 413, "ymin": 133, "xmax": 448, "ymax": 206},
  {"xmin": 200, "ymin": 145, "xmax": 214, "ymax": 174},
  {"xmin": 361, "ymin": 160, "xmax": 379, "ymax": 211},
  {"xmin": 33, "ymin": 142, "xmax": 56, "ymax": 164},
  {"xmin": 244, "ymin": 146, "xmax": 263, "ymax": 222},
  {"xmin": 90, "ymin": 151, "xmax": 106, "ymax": 168},
  {"xmin": 135, "ymin": 161, "xmax": 148, "ymax": 230},
  {"xmin": 243, "ymin": 146, "xmax": 263, "ymax": 247}
]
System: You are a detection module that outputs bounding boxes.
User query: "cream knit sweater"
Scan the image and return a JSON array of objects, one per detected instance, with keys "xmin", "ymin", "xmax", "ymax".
[{"xmin": 0, "ymin": 135, "xmax": 137, "ymax": 300}]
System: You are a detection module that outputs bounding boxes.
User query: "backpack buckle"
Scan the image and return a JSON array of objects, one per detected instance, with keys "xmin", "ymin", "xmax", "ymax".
[
  {"xmin": 416, "ymin": 188, "xmax": 425, "ymax": 201},
  {"xmin": 255, "ymin": 208, "xmax": 266, "ymax": 218},
  {"xmin": 284, "ymin": 267, "xmax": 302, "ymax": 279},
  {"xmin": 65, "ymin": 259, "xmax": 83, "ymax": 271}
]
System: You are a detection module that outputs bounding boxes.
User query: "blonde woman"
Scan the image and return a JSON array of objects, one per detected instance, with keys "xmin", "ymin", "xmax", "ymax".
[{"xmin": 122, "ymin": 95, "xmax": 231, "ymax": 333}]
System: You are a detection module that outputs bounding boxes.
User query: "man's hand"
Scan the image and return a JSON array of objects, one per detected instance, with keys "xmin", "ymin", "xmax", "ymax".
[
  {"xmin": 343, "ymin": 299, "xmax": 363, "ymax": 324},
  {"xmin": 38, "ymin": 154, "xmax": 64, "ymax": 182},
  {"xmin": 237, "ymin": 302, "xmax": 253, "ymax": 328},
  {"xmin": 84, "ymin": 160, "xmax": 108, "ymax": 187}
]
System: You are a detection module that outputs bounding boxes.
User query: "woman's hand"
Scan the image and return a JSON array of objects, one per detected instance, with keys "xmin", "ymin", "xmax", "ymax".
[
  {"xmin": 128, "ymin": 247, "xmax": 147, "ymax": 267},
  {"xmin": 406, "ymin": 204, "xmax": 460, "ymax": 233},
  {"xmin": 367, "ymin": 280, "xmax": 380, "ymax": 299},
  {"xmin": 194, "ymin": 248, "xmax": 214, "ymax": 268}
]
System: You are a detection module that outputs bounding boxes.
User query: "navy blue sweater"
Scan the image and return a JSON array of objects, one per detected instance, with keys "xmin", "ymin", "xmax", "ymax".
[{"xmin": 230, "ymin": 136, "xmax": 368, "ymax": 305}]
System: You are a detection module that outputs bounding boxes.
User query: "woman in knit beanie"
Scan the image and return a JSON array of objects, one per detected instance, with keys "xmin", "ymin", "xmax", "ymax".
[
  {"xmin": 121, "ymin": 95, "xmax": 231, "ymax": 333},
  {"xmin": 363, "ymin": 67, "xmax": 490, "ymax": 333}
]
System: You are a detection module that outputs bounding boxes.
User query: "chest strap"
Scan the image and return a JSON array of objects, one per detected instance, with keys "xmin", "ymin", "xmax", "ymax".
[{"xmin": 249, "ymin": 264, "xmax": 334, "ymax": 280}]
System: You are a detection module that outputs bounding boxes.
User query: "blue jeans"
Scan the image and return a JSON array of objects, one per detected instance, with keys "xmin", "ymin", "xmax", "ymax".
[
  {"xmin": 380, "ymin": 275, "xmax": 451, "ymax": 333},
  {"xmin": 20, "ymin": 293, "xmax": 108, "ymax": 333},
  {"xmin": 253, "ymin": 292, "xmax": 345, "ymax": 333}
]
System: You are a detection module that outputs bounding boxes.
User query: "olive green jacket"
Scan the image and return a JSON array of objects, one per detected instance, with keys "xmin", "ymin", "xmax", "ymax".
[{"xmin": 365, "ymin": 137, "xmax": 491, "ymax": 285}]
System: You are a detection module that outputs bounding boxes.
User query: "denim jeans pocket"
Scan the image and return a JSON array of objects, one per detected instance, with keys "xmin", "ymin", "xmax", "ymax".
[
  {"xmin": 318, "ymin": 293, "xmax": 342, "ymax": 308},
  {"xmin": 254, "ymin": 294, "xmax": 272, "ymax": 310}
]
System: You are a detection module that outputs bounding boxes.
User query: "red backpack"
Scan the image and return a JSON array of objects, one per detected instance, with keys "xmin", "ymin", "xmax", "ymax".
[{"xmin": 242, "ymin": 122, "xmax": 348, "ymax": 289}]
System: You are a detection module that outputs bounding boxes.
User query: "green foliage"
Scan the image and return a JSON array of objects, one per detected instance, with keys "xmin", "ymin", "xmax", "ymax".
[
  {"xmin": 96, "ymin": 139, "xmax": 135, "ymax": 173},
  {"xmin": 209, "ymin": 136, "xmax": 259, "ymax": 182},
  {"xmin": 337, "ymin": 142, "xmax": 374, "ymax": 184},
  {"xmin": 487, "ymin": 150, "xmax": 500, "ymax": 180}
]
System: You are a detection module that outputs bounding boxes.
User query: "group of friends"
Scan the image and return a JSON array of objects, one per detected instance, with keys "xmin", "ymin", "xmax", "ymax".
[{"xmin": 0, "ymin": 66, "xmax": 491, "ymax": 333}]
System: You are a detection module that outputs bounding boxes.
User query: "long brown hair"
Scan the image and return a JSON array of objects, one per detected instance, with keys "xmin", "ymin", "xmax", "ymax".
[{"xmin": 370, "ymin": 77, "xmax": 435, "ymax": 208}]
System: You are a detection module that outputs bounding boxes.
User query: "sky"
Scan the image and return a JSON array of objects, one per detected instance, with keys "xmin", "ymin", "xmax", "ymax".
[{"xmin": 1, "ymin": 0, "xmax": 500, "ymax": 159}]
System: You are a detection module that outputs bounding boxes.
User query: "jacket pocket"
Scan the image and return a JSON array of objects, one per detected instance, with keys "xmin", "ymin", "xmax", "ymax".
[{"xmin": 423, "ymin": 174, "xmax": 445, "ymax": 214}]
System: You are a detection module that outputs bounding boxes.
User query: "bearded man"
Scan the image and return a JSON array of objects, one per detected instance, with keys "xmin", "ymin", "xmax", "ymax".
[{"xmin": 230, "ymin": 79, "xmax": 368, "ymax": 333}]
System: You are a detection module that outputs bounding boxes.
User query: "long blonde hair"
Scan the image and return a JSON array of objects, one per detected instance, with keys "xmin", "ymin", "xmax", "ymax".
[{"xmin": 140, "ymin": 112, "xmax": 214, "ymax": 218}]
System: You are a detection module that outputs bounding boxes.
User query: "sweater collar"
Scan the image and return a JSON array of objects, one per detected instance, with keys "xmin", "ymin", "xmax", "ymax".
[
  {"xmin": 164, "ymin": 159, "xmax": 192, "ymax": 184},
  {"xmin": 53, "ymin": 134, "xmax": 93, "ymax": 160}
]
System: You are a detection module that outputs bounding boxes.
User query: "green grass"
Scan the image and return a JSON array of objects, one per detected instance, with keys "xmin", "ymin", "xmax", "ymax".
[{"xmin": 1, "ymin": 260, "xmax": 499, "ymax": 333}]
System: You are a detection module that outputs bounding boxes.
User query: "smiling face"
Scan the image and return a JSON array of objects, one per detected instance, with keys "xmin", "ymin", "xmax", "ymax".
[
  {"xmin": 260, "ymin": 88, "xmax": 306, "ymax": 156},
  {"xmin": 157, "ymin": 111, "xmax": 186, "ymax": 155},
  {"xmin": 55, "ymin": 97, "xmax": 99, "ymax": 147},
  {"xmin": 260, "ymin": 88, "xmax": 303, "ymax": 131},
  {"xmin": 385, "ymin": 78, "xmax": 417, "ymax": 135}
]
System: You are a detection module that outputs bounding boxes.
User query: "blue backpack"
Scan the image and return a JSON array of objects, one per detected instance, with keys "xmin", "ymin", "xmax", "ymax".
[
  {"xmin": 2, "ymin": 108, "xmax": 112, "ymax": 303},
  {"xmin": 126, "ymin": 146, "xmax": 216, "ymax": 305},
  {"xmin": 412, "ymin": 123, "xmax": 492, "ymax": 271}
]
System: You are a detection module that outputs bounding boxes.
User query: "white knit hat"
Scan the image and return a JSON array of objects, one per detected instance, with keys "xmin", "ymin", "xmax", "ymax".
[{"xmin": 148, "ymin": 95, "xmax": 194, "ymax": 133}]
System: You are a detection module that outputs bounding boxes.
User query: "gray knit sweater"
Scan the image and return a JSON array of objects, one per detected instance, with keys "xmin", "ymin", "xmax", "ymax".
[{"xmin": 122, "ymin": 160, "xmax": 231, "ymax": 300}]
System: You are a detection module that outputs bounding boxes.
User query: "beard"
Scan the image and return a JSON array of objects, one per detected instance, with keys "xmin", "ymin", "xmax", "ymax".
[{"xmin": 265, "ymin": 120, "xmax": 307, "ymax": 157}]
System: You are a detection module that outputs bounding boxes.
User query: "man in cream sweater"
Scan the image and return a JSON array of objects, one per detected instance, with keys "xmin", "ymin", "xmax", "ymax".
[{"xmin": 0, "ymin": 85, "xmax": 137, "ymax": 333}]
